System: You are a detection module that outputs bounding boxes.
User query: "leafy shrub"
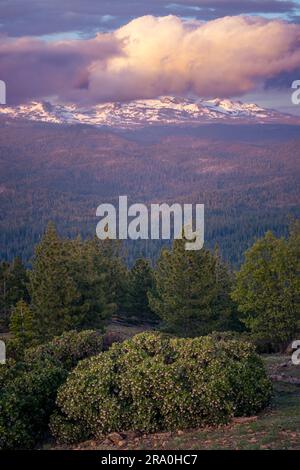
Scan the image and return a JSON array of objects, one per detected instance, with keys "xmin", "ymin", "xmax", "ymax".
[
  {"xmin": 0, "ymin": 359, "xmax": 67, "ymax": 449},
  {"xmin": 5, "ymin": 337, "xmax": 28, "ymax": 361},
  {"xmin": 50, "ymin": 332, "xmax": 272, "ymax": 444},
  {"xmin": 0, "ymin": 330, "xmax": 104, "ymax": 449},
  {"xmin": 24, "ymin": 329, "xmax": 103, "ymax": 370}
]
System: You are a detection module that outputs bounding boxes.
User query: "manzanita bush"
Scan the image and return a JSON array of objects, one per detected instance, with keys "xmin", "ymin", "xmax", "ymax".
[
  {"xmin": 24, "ymin": 329, "xmax": 103, "ymax": 369},
  {"xmin": 0, "ymin": 330, "xmax": 104, "ymax": 449},
  {"xmin": 50, "ymin": 332, "xmax": 272, "ymax": 444}
]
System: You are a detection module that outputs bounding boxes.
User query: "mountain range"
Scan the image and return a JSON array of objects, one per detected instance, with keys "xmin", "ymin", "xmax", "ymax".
[
  {"xmin": 0, "ymin": 113, "xmax": 299, "ymax": 265},
  {"xmin": 0, "ymin": 96, "xmax": 299, "ymax": 128},
  {"xmin": 0, "ymin": 94, "xmax": 299, "ymax": 265}
]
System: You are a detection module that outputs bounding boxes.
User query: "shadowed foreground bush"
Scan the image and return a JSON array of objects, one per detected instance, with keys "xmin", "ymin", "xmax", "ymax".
[
  {"xmin": 50, "ymin": 332, "xmax": 272, "ymax": 444},
  {"xmin": 0, "ymin": 330, "xmax": 104, "ymax": 449}
]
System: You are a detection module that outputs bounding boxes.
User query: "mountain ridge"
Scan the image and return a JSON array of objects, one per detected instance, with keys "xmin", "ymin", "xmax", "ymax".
[{"xmin": 0, "ymin": 96, "xmax": 299, "ymax": 128}]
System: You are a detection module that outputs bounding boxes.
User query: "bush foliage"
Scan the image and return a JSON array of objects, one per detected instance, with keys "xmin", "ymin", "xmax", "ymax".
[
  {"xmin": 0, "ymin": 330, "xmax": 104, "ymax": 449},
  {"xmin": 0, "ymin": 359, "xmax": 66, "ymax": 449},
  {"xmin": 24, "ymin": 330, "xmax": 103, "ymax": 370},
  {"xmin": 51, "ymin": 332, "xmax": 272, "ymax": 444}
]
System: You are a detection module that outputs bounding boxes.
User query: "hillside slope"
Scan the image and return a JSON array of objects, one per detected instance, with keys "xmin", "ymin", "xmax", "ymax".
[{"xmin": 0, "ymin": 118, "xmax": 299, "ymax": 264}]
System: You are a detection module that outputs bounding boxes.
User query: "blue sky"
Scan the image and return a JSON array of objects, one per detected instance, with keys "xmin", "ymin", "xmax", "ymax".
[{"xmin": 1, "ymin": 0, "xmax": 300, "ymax": 39}]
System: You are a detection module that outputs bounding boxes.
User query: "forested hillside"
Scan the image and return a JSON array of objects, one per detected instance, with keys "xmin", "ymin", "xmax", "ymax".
[{"xmin": 0, "ymin": 118, "xmax": 299, "ymax": 265}]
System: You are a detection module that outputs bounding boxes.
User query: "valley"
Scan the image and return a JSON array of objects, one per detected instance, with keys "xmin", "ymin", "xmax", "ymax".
[{"xmin": 0, "ymin": 117, "xmax": 299, "ymax": 265}]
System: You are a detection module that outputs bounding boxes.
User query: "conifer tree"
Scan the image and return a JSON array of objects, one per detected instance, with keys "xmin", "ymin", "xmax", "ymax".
[
  {"xmin": 29, "ymin": 225, "xmax": 116, "ymax": 340},
  {"xmin": 9, "ymin": 300, "xmax": 34, "ymax": 347},
  {"xmin": 0, "ymin": 258, "xmax": 29, "ymax": 331},
  {"xmin": 126, "ymin": 258, "xmax": 158, "ymax": 323},
  {"xmin": 95, "ymin": 238, "xmax": 129, "ymax": 316},
  {"xmin": 29, "ymin": 223, "xmax": 80, "ymax": 340},
  {"xmin": 232, "ymin": 224, "xmax": 300, "ymax": 349},
  {"xmin": 149, "ymin": 238, "xmax": 236, "ymax": 336},
  {"xmin": 213, "ymin": 246, "xmax": 241, "ymax": 332},
  {"xmin": 0, "ymin": 261, "xmax": 10, "ymax": 330},
  {"xmin": 68, "ymin": 237, "xmax": 116, "ymax": 329},
  {"xmin": 9, "ymin": 257, "xmax": 30, "ymax": 305}
]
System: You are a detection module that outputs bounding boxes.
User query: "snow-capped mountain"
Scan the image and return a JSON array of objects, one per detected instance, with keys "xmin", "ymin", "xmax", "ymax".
[{"xmin": 0, "ymin": 96, "xmax": 297, "ymax": 128}]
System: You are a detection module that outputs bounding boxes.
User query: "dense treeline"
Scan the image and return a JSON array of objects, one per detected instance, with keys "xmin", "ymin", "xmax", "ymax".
[
  {"xmin": 1, "ymin": 220, "xmax": 299, "ymax": 354},
  {"xmin": 1, "ymin": 223, "xmax": 160, "ymax": 348}
]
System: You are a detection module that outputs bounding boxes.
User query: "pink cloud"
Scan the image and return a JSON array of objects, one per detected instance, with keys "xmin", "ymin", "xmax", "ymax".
[
  {"xmin": 0, "ymin": 33, "xmax": 121, "ymax": 104},
  {"xmin": 1, "ymin": 15, "xmax": 300, "ymax": 104}
]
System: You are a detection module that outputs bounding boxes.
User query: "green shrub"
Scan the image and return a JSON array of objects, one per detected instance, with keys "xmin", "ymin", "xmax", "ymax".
[
  {"xmin": 24, "ymin": 330, "xmax": 103, "ymax": 370},
  {"xmin": 5, "ymin": 337, "xmax": 28, "ymax": 361},
  {"xmin": 50, "ymin": 332, "xmax": 272, "ymax": 444},
  {"xmin": 0, "ymin": 359, "xmax": 67, "ymax": 449},
  {"xmin": 0, "ymin": 330, "xmax": 104, "ymax": 449}
]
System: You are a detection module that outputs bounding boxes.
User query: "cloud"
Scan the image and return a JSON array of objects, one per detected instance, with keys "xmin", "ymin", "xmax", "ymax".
[
  {"xmin": 0, "ymin": 33, "xmax": 121, "ymax": 103},
  {"xmin": 75, "ymin": 15, "xmax": 300, "ymax": 103},
  {"xmin": 1, "ymin": 15, "xmax": 300, "ymax": 104}
]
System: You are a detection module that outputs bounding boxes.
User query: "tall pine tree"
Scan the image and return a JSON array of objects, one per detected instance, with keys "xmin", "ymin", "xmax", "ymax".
[
  {"xmin": 67, "ymin": 236, "xmax": 116, "ymax": 329},
  {"xmin": 0, "ymin": 258, "xmax": 29, "ymax": 331},
  {"xmin": 232, "ymin": 223, "xmax": 300, "ymax": 349},
  {"xmin": 126, "ymin": 258, "xmax": 158, "ymax": 323},
  {"xmin": 97, "ymin": 239, "xmax": 129, "ymax": 316},
  {"xmin": 9, "ymin": 300, "xmax": 34, "ymax": 348},
  {"xmin": 29, "ymin": 224, "xmax": 116, "ymax": 340},
  {"xmin": 29, "ymin": 223, "xmax": 79, "ymax": 340},
  {"xmin": 149, "ymin": 238, "xmax": 236, "ymax": 336}
]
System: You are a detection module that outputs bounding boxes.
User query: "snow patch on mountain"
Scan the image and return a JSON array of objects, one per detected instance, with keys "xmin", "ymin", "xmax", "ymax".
[{"xmin": 0, "ymin": 96, "xmax": 297, "ymax": 128}]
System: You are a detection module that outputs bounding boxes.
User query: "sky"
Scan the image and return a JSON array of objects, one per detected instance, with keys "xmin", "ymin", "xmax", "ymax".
[{"xmin": 0, "ymin": 0, "xmax": 300, "ymax": 113}]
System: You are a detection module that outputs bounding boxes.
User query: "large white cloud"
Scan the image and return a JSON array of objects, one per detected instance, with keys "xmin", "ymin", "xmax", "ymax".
[
  {"xmin": 1, "ymin": 15, "xmax": 300, "ymax": 103},
  {"xmin": 85, "ymin": 15, "xmax": 300, "ymax": 102}
]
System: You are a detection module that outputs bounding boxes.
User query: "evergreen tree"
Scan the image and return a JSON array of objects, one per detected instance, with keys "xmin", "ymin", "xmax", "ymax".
[
  {"xmin": 126, "ymin": 258, "xmax": 158, "ymax": 323},
  {"xmin": 29, "ymin": 222, "xmax": 79, "ymax": 340},
  {"xmin": 29, "ymin": 224, "xmax": 116, "ymax": 340},
  {"xmin": 0, "ymin": 261, "xmax": 10, "ymax": 330},
  {"xmin": 95, "ymin": 238, "xmax": 129, "ymax": 317},
  {"xmin": 213, "ymin": 246, "xmax": 242, "ymax": 332},
  {"xmin": 0, "ymin": 258, "xmax": 29, "ymax": 331},
  {"xmin": 68, "ymin": 237, "xmax": 116, "ymax": 329},
  {"xmin": 149, "ymin": 238, "xmax": 236, "ymax": 336},
  {"xmin": 231, "ymin": 224, "xmax": 300, "ymax": 349},
  {"xmin": 9, "ymin": 257, "xmax": 30, "ymax": 305},
  {"xmin": 9, "ymin": 300, "xmax": 34, "ymax": 347}
]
